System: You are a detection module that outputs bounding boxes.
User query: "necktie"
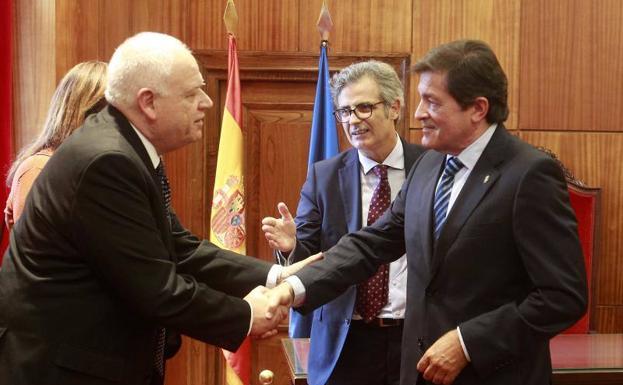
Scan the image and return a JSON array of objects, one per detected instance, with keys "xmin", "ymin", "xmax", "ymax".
[
  {"xmin": 153, "ymin": 159, "xmax": 170, "ymax": 379},
  {"xmin": 356, "ymin": 165, "xmax": 391, "ymax": 322},
  {"xmin": 433, "ymin": 156, "xmax": 464, "ymax": 239},
  {"xmin": 155, "ymin": 160, "xmax": 172, "ymax": 227}
]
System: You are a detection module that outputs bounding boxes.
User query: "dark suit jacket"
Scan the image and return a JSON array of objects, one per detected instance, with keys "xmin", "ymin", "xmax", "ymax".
[
  {"xmin": 0, "ymin": 106, "xmax": 272, "ymax": 385},
  {"xmin": 295, "ymin": 126, "xmax": 587, "ymax": 385},
  {"xmin": 290, "ymin": 139, "xmax": 425, "ymax": 385}
]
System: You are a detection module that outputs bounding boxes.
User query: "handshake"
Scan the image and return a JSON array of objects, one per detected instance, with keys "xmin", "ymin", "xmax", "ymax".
[{"xmin": 243, "ymin": 252, "xmax": 322, "ymax": 338}]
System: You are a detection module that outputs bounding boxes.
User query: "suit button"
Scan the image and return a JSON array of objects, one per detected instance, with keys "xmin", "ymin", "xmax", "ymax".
[{"xmin": 417, "ymin": 338, "xmax": 424, "ymax": 351}]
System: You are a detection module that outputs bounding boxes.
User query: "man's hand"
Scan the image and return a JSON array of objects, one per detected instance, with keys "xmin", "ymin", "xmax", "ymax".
[
  {"xmin": 417, "ymin": 329, "xmax": 468, "ymax": 385},
  {"xmin": 244, "ymin": 286, "xmax": 288, "ymax": 339},
  {"xmin": 262, "ymin": 202, "xmax": 296, "ymax": 252},
  {"xmin": 279, "ymin": 252, "xmax": 323, "ymax": 282},
  {"xmin": 265, "ymin": 282, "xmax": 296, "ymax": 315}
]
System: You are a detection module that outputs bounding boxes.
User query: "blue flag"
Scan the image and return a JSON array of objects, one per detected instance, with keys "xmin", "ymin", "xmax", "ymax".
[{"xmin": 289, "ymin": 44, "xmax": 339, "ymax": 338}]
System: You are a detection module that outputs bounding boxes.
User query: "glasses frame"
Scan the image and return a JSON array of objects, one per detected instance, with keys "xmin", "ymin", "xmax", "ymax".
[{"xmin": 333, "ymin": 101, "xmax": 386, "ymax": 123}]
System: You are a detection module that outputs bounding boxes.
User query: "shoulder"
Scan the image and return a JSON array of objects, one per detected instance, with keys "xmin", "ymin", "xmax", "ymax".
[
  {"xmin": 14, "ymin": 151, "xmax": 53, "ymax": 180},
  {"xmin": 311, "ymin": 148, "xmax": 358, "ymax": 173}
]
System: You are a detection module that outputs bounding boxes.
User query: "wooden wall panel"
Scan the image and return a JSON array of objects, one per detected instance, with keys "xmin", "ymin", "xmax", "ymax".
[
  {"xmin": 299, "ymin": 0, "xmax": 412, "ymax": 54},
  {"xmin": 188, "ymin": 0, "xmax": 299, "ymax": 51},
  {"xmin": 12, "ymin": 0, "xmax": 56, "ymax": 150},
  {"xmin": 520, "ymin": 131, "xmax": 623, "ymax": 332},
  {"xmin": 55, "ymin": 0, "xmax": 101, "ymax": 79},
  {"xmin": 520, "ymin": 0, "xmax": 623, "ymax": 131},
  {"xmin": 411, "ymin": 0, "xmax": 520, "ymax": 130}
]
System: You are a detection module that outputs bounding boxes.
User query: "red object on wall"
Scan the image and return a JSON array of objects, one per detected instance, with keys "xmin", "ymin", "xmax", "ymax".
[
  {"xmin": 564, "ymin": 182, "xmax": 600, "ymax": 334},
  {"xmin": 0, "ymin": 0, "xmax": 14, "ymax": 261}
]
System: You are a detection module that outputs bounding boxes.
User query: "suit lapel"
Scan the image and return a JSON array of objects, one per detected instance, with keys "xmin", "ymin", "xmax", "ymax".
[
  {"xmin": 105, "ymin": 106, "xmax": 175, "ymax": 255},
  {"xmin": 431, "ymin": 126, "xmax": 510, "ymax": 277},
  {"xmin": 415, "ymin": 152, "xmax": 446, "ymax": 275},
  {"xmin": 339, "ymin": 149, "xmax": 363, "ymax": 233}
]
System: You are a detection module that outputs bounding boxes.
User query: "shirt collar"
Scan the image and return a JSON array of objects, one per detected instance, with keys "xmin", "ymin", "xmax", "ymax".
[
  {"xmin": 451, "ymin": 123, "xmax": 498, "ymax": 171},
  {"xmin": 130, "ymin": 123, "xmax": 160, "ymax": 169},
  {"xmin": 359, "ymin": 133, "xmax": 405, "ymax": 174}
]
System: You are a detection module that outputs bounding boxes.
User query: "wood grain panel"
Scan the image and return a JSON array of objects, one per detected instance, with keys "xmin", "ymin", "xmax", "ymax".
[
  {"xmin": 98, "ymin": 0, "xmax": 133, "ymax": 61},
  {"xmin": 519, "ymin": 131, "xmax": 623, "ymax": 332},
  {"xmin": 12, "ymin": 0, "xmax": 57, "ymax": 150},
  {"xmin": 188, "ymin": 0, "xmax": 299, "ymax": 51},
  {"xmin": 130, "ymin": 0, "xmax": 188, "ymax": 40},
  {"xmin": 55, "ymin": 0, "xmax": 102, "ymax": 78},
  {"xmin": 299, "ymin": 0, "xmax": 412, "ymax": 54},
  {"xmin": 519, "ymin": 0, "xmax": 623, "ymax": 131},
  {"xmin": 593, "ymin": 306, "xmax": 623, "ymax": 333},
  {"xmin": 411, "ymin": 0, "xmax": 520, "ymax": 130},
  {"xmin": 252, "ymin": 332, "xmax": 290, "ymax": 385}
]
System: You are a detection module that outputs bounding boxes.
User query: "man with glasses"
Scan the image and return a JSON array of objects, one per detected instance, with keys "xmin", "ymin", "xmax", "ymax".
[
  {"xmin": 267, "ymin": 40, "xmax": 587, "ymax": 385},
  {"xmin": 262, "ymin": 60, "xmax": 425, "ymax": 385}
]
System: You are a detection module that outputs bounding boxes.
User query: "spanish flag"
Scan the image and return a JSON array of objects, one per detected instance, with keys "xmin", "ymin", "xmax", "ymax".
[{"xmin": 210, "ymin": 25, "xmax": 251, "ymax": 385}]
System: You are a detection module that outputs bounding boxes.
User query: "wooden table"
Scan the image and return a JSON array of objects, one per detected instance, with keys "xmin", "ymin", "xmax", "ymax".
[
  {"xmin": 551, "ymin": 333, "xmax": 623, "ymax": 384},
  {"xmin": 282, "ymin": 334, "xmax": 623, "ymax": 385}
]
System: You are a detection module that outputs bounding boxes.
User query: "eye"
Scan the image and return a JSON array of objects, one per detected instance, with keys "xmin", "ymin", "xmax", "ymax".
[{"xmin": 355, "ymin": 103, "xmax": 374, "ymax": 114}]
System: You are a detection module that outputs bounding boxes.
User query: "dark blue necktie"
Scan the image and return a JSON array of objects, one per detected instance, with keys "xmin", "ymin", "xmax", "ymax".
[{"xmin": 433, "ymin": 156, "xmax": 464, "ymax": 239}]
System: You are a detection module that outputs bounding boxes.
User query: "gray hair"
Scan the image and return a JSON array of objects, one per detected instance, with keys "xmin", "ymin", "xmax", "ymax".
[
  {"xmin": 330, "ymin": 60, "xmax": 405, "ymax": 122},
  {"xmin": 105, "ymin": 32, "xmax": 193, "ymax": 107}
]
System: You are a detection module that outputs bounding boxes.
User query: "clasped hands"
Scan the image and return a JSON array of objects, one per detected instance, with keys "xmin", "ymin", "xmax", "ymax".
[{"xmin": 244, "ymin": 251, "xmax": 321, "ymax": 339}]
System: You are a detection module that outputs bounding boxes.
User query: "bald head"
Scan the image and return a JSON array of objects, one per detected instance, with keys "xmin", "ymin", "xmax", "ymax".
[{"xmin": 105, "ymin": 32, "xmax": 195, "ymax": 108}]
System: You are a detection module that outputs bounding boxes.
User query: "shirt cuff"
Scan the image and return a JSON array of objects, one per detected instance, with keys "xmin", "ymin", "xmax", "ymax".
[
  {"xmin": 284, "ymin": 276, "xmax": 306, "ymax": 307},
  {"xmin": 266, "ymin": 265, "xmax": 282, "ymax": 288},
  {"xmin": 246, "ymin": 300, "xmax": 253, "ymax": 336},
  {"xmin": 456, "ymin": 326, "xmax": 471, "ymax": 362}
]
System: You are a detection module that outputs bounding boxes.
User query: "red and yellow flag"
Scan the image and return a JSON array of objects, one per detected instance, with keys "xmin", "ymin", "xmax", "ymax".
[{"xmin": 210, "ymin": 27, "xmax": 250, "ymax": 385}]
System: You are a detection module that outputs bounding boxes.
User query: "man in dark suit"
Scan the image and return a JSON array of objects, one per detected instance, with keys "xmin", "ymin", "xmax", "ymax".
[
  {"xmin": 0, "ymin": 32, "xmax": 311, "ymax": 385},
  {"xmin": 262, "ymin": 61, "xmax": 425, "ymax": 385},
  {"xmin": 268, "ymin": 40, "xmax": 588, "ymax": 385}
]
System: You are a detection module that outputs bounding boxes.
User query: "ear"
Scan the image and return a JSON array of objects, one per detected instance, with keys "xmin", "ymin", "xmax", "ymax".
[
  {"xmin": 389, "ymin": 99, "xmax": 401, "ymax": 121},
  {"xmin": 471, "ymin": 97, "xmax": 489, "ymax": 123},
  {"xmin": 136, "ymin": 88, "xmax": 157, "ymax": 121}
]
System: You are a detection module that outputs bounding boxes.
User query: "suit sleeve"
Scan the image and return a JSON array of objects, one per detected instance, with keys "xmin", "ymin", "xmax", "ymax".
[
  {"xmin": 295, "ymin": 163, "xmax": 411, "ymax": 313},
  {"xmin": 71, "ymin": 152, "xmax": 259, "ymax": 351},
  {"xmin": 460, "ymin": 157, "xmax": 588, "ymax": 376},
  {"xmin": 289, "ymin": 164, "xmax": 323, "ymax": 263},
  {"xmin": 170, "ymin": 212, "xmax": 272, "ymax": 298}
]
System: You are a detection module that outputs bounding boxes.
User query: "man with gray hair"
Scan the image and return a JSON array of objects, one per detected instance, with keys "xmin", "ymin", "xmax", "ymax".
[
  {"xmin": 262, "ymin": 60, "xmax": 425, "ymax": 385},
  {"xmin": 0, "ymin": 32, "xmax": 314, "ymax": 385}
]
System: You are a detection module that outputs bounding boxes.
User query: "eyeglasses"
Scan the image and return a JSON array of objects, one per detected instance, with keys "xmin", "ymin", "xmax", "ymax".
[{"xmin": 333, "ymin": 101, "xmax": 385, "ymax": 123}]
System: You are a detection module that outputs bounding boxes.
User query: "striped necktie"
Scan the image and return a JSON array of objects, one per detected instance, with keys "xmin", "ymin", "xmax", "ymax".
[{"xmin": 433, "ymin": 156, "xmax": 464, "ymax": 239}]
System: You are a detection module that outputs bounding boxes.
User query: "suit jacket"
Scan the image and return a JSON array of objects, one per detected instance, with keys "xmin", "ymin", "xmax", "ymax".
[
  {"xmin": 296, "ymin": 126, "xmax": 587, "ymax": 385},
  {"xmin": 290, "ymin": 138, "xmax": 425, "ymax": 385},
  {"xmin": 0, "ymin": 106, "xmax": 272, "ymax": 385}
]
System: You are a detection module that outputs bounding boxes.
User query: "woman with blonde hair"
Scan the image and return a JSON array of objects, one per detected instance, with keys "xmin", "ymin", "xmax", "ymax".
[{"xmin": 4, "ymin": 60, "xmax": 107, "ymax": 229}]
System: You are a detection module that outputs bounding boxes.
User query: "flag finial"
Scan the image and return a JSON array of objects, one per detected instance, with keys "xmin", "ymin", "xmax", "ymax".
[
  {"xmin": 316, "ymin": 1, "xmax": 333, "ymax": 42},
  {"xmin": 223, "ymin": 0, "xmax": 239, "ymax": 36}
]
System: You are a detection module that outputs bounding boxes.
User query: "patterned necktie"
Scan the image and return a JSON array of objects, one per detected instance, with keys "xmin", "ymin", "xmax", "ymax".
[
  {"xmin": 433, "ymin": 156, "xmax": 464, "ymax": 239},
  {"xmin": 153, "ymin": 159, "xmax": 170, "ymax": 379},
  {"xmin": 356, "ymin": 164, "xmax": 391, "ymax": 322},
  {"xmin": 155, "ymin": 160, "xmax": 172, "ymax": 227}
]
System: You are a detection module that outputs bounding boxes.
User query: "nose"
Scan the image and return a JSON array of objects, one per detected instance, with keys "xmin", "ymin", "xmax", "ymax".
[
  {"xmin": 414, "ymin": 100, "xmax": 427, "ymax": 121},
  {"xmin": 199, "ymin": 89, "xmax": 213, "ymax": 110}
]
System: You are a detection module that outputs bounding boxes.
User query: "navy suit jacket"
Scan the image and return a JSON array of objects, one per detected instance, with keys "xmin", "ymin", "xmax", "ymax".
[
  {"xmin": 295, "ymin": 126, "xmax": 587, "ymax": 385},
  {"xmin": 289, "ymin": 138, "xmax": 425, "ymax": 385}
]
